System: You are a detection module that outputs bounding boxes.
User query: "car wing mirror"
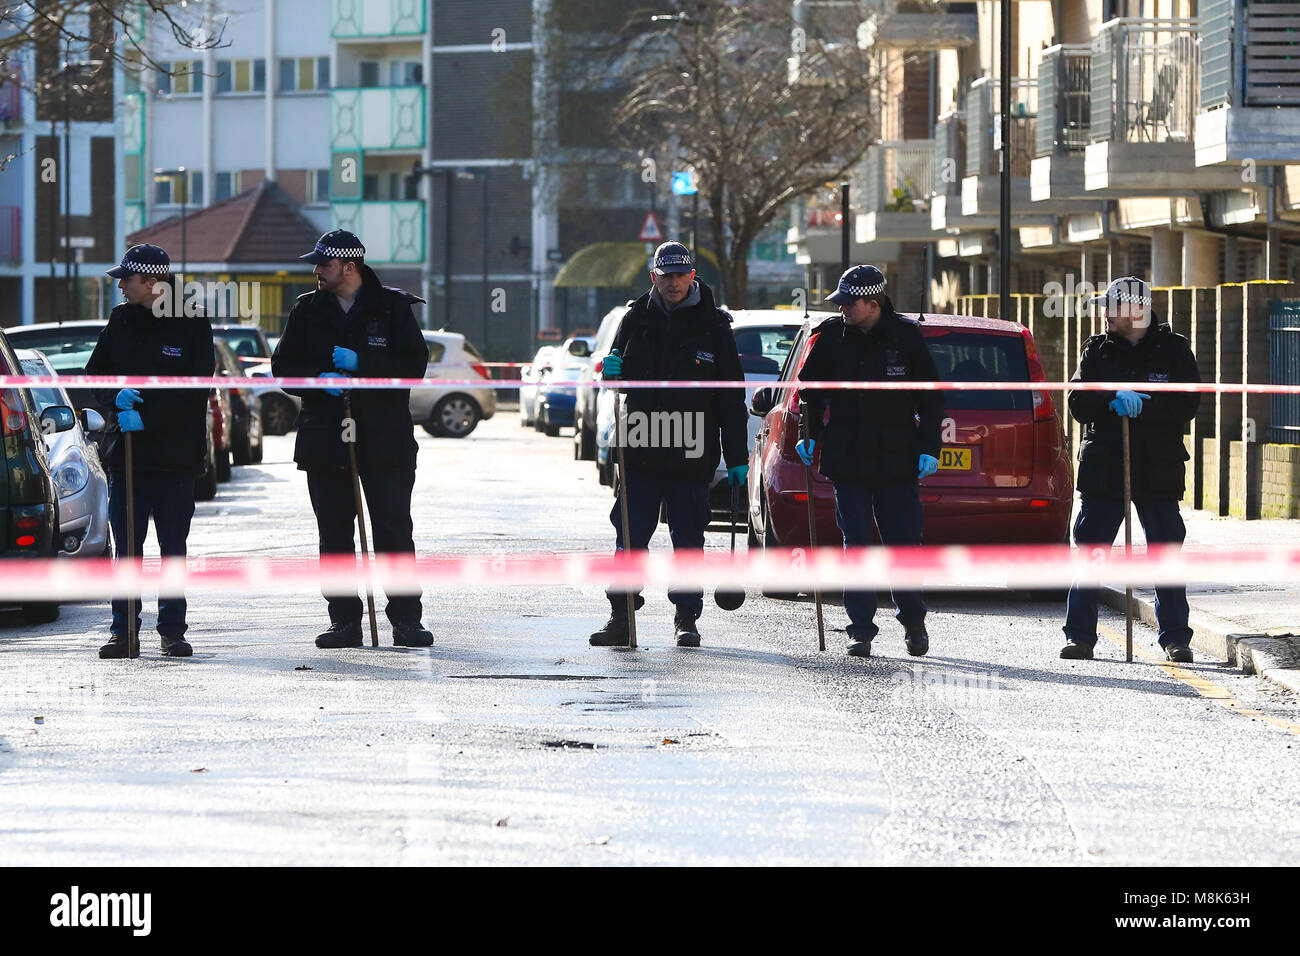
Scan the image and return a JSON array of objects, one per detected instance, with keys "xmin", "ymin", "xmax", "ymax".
[
  {"xmin": 749, "ymin": 387, "xmax": 775, "ymax": 417},
  {"xmin": 40, "ymin": 404, "xmax": 76, "ymax": 435},
  {"xmin": 81, "ymin": 407, "xmax": 106, "ymax": 432}
]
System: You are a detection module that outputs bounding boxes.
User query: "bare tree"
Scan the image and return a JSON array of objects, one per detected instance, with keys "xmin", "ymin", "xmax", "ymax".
[{"xmin": 614, "ymin": 0, "xmax": 878, "ymax": 306}]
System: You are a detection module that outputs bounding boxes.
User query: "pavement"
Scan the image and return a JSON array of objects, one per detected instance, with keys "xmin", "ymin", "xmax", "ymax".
[
  {"xmin": 1097, "ymin": 508, "xmax": 1300, "ymax": 695},
  {"xmin": 3, "ymin": 415, "xmax": 1300, "ymax": 864}
]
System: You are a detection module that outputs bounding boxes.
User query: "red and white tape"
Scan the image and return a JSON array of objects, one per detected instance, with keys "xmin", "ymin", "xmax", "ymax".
[
  {"xmin": 2, "ymin": 375, "xmax": 1297, "ymax": 394},
  {"xmin": 5, "ymin": 544, "xmax": 1298, "ymax": 601}
]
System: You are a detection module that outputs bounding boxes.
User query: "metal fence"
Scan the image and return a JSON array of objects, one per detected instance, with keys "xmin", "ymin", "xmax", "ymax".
[
  {"xmin": 860, "ymin": 140, "xmax": 934, "ymax": 213},
  {"xmin": 932, "ymin": 111, "xmax": 965, "ymax": 197},
  {"xmin": 1035, "ymin": 44, "xmax": 1092, "ymax": 156},
  {"xmin": 965, "ymin": 75, "xmax": 1037, "ymax": 177},
  {"xmin": 1269, "ymin": 298, "xmax": 1300, "ymax": 443},
  {"xmin": 1090, "ymin": 18, "xmax": 1200, "ymax": 144}
]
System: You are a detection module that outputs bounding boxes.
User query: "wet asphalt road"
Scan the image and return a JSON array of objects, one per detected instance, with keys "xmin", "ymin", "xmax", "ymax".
[{"xmin": 2, "ymin": 414, "xmax": 1299, "ymax": 865}]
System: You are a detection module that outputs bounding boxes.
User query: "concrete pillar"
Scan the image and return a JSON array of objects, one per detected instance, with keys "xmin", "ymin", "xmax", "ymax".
[
  {"xmin": 1182, "ymin": 230, "xmax": 1219, "ymax": 287},
  {"xmin": 1223, "ymin": 234, "xmax": 1238, "ymax": 282},
  {"xmin": 1150, "ymin": 227, "xmax": 1183, "ymax": 286}
]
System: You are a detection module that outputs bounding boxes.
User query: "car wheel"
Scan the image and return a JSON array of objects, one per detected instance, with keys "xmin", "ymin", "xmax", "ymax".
[
  {"xmin": 597, "ymin": 456, "xmax": 611, "ymax": 487},
  {"xmin": 250, "ymin": 429, "xmax": 263, "ymax": 464},
  {"xmin": 22, "ymin": 601, "xmax": 60, "ymax": 625},
  {"xmin": 544, "ymin": 416, "xmax": 561, "ymax": 438},
  {"xmin": 759, "ymin": 492, "xmax": 799, "ymax": 600},
  {"xmin": 196, "ymin": 428, "xmax": 218, "ymax": 501},
  {"xmin": 233, "ymin": 422, "xmax": 252, "ymax": 466},
  {"xmin": 216, "ymin": 444, "xmax": 232, "ymax": 482},
  {"xmin": 575, "ymin": 423, "xmax": 596, "ymax": 461},
  {"xmin": 262, "ymin": 395, "xmax": 296, "ymax": 436},
  {"xmin": 429, "ymin": 394, "xmax": 481, "ymax": 439}
]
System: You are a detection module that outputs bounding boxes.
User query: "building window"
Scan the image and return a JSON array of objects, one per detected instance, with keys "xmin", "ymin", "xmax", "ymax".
[
  {"xmin": 362, "ymin": 174, "xmax": 379, "ymax": 201},
  {"xmin": 392, "ymin": 61, "xmax": 422, "ymax": 86},
  {"xmin": 279, "ymin": 56, "xmax": 330, "ymax": 92},
  {"xmin": 157, "ymin": 60, "xmax": 203, "ymax": 95},
  {"xmin": 306, "ymin": 169, "xmax": 329, "ymax": 204},
  {"xmin": 155, "ymin": 170, "xmax": 203, "ymax": 205},
  {"xmin": 216, "ymin": 58, "xmax": 266, "ymax": 94},
  {"xmin": 359, "ymin": 60, "xmax": 380, "ymax": 88},
  {"xmin": 214, "ymin": 171, "xmax": 241, "ymax": 202}
]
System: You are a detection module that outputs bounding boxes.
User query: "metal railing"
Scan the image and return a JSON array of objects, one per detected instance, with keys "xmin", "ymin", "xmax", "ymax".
[
  {"xmin": 932, "ymin": 111, "xmax": 965, "ymax": 197},
  {"xmin": 965, "ymin": 75, "xmax": 1037, "ymax": 176},
  {"xmin": 1270, "ymin": 298, "xmax": 1300, "ymax": 442},
  {"xmin": 1090, "ymin": 18, "xmax": 1200, "ymax": 144},
  {"xmin": 1035, "ymin": 44, "xmax": 1091, "ymax": 156},
  {"xmin": 858, "ymin": 140, "xmax": 934, "ymax": 214}
]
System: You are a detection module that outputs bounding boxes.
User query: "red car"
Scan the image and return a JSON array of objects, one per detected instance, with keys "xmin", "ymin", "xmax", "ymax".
[{"xmin": 746, "ymin": 313, "xmax": 1073, "ymax": 549}]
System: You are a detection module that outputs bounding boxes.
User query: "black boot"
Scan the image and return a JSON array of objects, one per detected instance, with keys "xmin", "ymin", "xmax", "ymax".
[
  {"xmin": 392, "ymin": 621, "xmax": 434, "ymax": 648},
  {"xmin": 315, "ymin": 621, "xmax": 363, "ymax": 648},
  {"xmin": 161, "ymin": 635, "xmax": 192, "ymax": 657},
  {"xmin": 904, "ymin": 625, "xmax": 929, "ymax": 657},
  {"xmin": 1060, "ymin": 641, "xmax": 1095, "ymax": 660},
  {"xmin": 98, "ymin": 632, "xmax": 139, "ymax": 660},
  {"xmin": 674, "ymin": 610, "xmax": 701, "ymax": 648},
  {"xmin": 590, "ymin": 595, "xmax": 642, "ymax": 647}
]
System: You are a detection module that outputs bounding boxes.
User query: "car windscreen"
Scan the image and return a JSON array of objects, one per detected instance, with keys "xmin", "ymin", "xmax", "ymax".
[
  {"xmin": 925, "ymin": 330, "xmax": 1031, "ymax": 411},
  {"xmin": 18, "ymin": 359, "xmax": 65, "ymax": 411},
  {"xmin": 214, "ymin": 328, "xmax": 269, "ymax": 359},
  {"xmin": 5, "ymin": 327, "xmax": 103, "ymax": 372},
  {"xmin": 734, "ymin": 325, "xmax": 799, "ymax": 376}
]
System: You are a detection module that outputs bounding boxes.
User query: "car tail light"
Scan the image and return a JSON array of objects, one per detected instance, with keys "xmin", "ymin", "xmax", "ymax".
[
  {"xmin": 921, "ymin": 494, "xmax": 940, "ymax": 503},
  {"xmin": 594, "ymin": 358, "xmax": 604, "ymax": 374},
  {"xmin": 16, "ymin": 517, "xmax": 38, "ymax": 530},
  {"xmin": 1030, "ymin": 499, "xmax": 1050, "ymax": 508},
  {"xmin": 470, "ymin": 363, "xmax": 491, "ymax": 380},
  {"xmin": 793, "ymin": 491, "xmax": 808, "ymax": 502},
  {"xmin": 15, "ymin": 535, "xmax": 36, "ymax": 547},
  {"xmin": 1021, "ymin": 329, "xmax": 1054, "ymax": 421},
  {"xmin": 1, "ymin": 388, "xmax": 25, "ymax": 436}
]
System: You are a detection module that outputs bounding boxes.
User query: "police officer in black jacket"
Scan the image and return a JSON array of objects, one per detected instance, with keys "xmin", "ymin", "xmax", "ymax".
[
  {"xmin": 796, "ymin": 265, "xmax": 944, "ymax": 659},
  {"xmin": 589, "ymin": 241, "xmax": 749, "ymax": 648},
  {"xmin": 1063, "ymin": 277, "xmax": 1201, "ymax": 662},
  {"xmin": 272, "ymin": 230, "xmax": 434, "ymax": 649},
  {"xmin": 85, "ymin": 243, "xmax": 215, "ymax": 659}
]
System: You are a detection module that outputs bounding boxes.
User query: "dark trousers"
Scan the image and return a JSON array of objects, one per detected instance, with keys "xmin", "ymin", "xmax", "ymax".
[
  {"xmin": 607, "ymin": 469, "xmax": 709, "ymax": 618},
  {"xmin": 833, "ymin": 482, "xmax": 927, "ymax": 640},
  {"xmin": 1064, "ymin": 496, "xmax": 1192, "ymax": 649},
  {"xmin": 306, "ymin": 467, "xmax": 422, "ymax": 625},
  {"xmin": 108, "ymin": 471, "xmax": 196, "ymax": 639}
]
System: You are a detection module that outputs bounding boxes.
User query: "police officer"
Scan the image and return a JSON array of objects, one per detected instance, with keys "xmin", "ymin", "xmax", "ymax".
[
  {"xmin": 1062, "ymin": 276, "xmax": 1201, "ymax": 662},
  {"xmin": 795, "ymin": 265, "xmax": 944, "ymax": 658},
  {"xmin": 85, "ymin": 244, "xmax": 214, "ymax": 659},
  {"xmin": 271, "ymin": 230, "xmax": 434, "ymax": 649},
  {"xmin": 589, "ymin": 241, "xmax": 749, "ymax": 648}
]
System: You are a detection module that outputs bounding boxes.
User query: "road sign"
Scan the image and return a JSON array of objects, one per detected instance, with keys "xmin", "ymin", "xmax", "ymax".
[
  {"xmin": 671, "ymin": 170, "xmax": 697, "ymax": 196},
  {"xmin": 59, "ymin": 236, "xmax": 95, "ymax": 249},
  {"xmin": 637, "ymin": 212, "xmax": 662, "ymax": 242}
]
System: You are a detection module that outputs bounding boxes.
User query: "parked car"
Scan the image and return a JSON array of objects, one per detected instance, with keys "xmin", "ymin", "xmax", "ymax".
[
  {"xmin": 212, "ymin": 324, "xmax": 296, "ymax": 436},
  {"xmin": 213, "ymin": 337, "xmax": 264, "ymax": 465},
  {"xmin": 519, "ymin": 344, "xmax": 558, "ymax": 427},
  {"xmin": 536, "ymin": 359, "xmax": 589, "ymax": 437},
  {"xmin": 574, "ymin": 310, "xmax": 630, "ymax": 460},
  {"xmin": 746, "ymin": 313, "xmax": 1073, "ymax": 555},
  {"xmin": 409, "ymin": 330, "xmax": 497, "ymax": 438},
  {"xmin": 210, "ymin": 374, "xmax": 233, "ymax": 484},
  {"xmin": 17, "ymin": 350, "xmax": 110, "ymax": 557},
  {"xmin": 0, "ymin": 329, "xmax": 71, "ymax": 623}
]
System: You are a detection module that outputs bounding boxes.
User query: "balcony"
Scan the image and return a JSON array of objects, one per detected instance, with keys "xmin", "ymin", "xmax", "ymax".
[
  {"xmin": 786, "ymin": 190, "xmax": 900, "ymax": 267},
  {"xmin": 857, "ymin": 5, "xmax": 978, "ymax": 51},
  {"xmin": 929, "ymin": 110, "xmax": 966, "ymax": 232},
  {"xmin": 1085, "ymin": 18, "xmax": 1240, "ymax": 192},
  {"xmin": 854, "ymin": 140, "xmax": 936, "ymax": 242},
  {"xmin": 1030, "ymin": 44, "xmax": 1092, "ymax": 201},
  {"xmin": 1196, "ymin": 0, "xmax": 1300, "ymax": 165},
  {"xmin": 331, "ymin": 201, "xmax": 424, "ymax": 264},
  {"xmin": 330, "ymin": 86, "xmax": 425, "ymax": 151},
  {"xmin": 332, "ymin": 0, "xmax": 426, "ymax": 39}
]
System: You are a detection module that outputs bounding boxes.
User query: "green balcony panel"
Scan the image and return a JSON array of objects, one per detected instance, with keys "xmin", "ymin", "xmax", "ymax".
[
  {"xmin": 331, "ymin": 87, "xmax": 425, "ymax": 151},
  {"xmin": 332, "ymin": 0, "xmax": 427, "ymax": 38},
  {"xmin": 332, "ymin": 201, "xmax": 424, "ymax": 264}
]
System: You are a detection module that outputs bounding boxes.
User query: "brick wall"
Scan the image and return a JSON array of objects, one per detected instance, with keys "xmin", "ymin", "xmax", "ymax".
[{"xmin": 1261, "ymin": 444, "xmax": 1300, "ymax": 518}]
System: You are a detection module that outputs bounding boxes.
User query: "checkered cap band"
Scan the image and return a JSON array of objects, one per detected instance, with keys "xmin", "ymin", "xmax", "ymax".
[
  {"xmin": 1105, "ymin": 288, "xmax": 1151, "ymax": 305},
  {"xmin": 119, "ymin": 258, "xmax": 169, "ymax": 275},
  {"xmin": 840, "ymin": 280, "xmax": 886, "ymax": 297},
  {"xmin": 315, "ymin": 241, "xmax": 365, "ymax": 258},
  {"xmin": 657, "ymin": 254, "xmax": 691, "ymax": 267}
]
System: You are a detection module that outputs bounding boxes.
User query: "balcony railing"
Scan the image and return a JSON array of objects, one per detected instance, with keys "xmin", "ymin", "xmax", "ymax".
[
  {"xmin": 965, "ymin": 75, "xmax": 1036, "ymax": 177},
  {"xmin": 332, "ymin": 0, "xmax": 426, "ymax": 38},
  {"xmin": 1090, "ymin": 18, "xmax": 1200, "ymax": 145},
  {"xmin": 932, "ymin": 111, "xmax": 965, "ymax": 196},
  {"xmin": 331, "ymin": 200, "xmax": 424, "ymax": 264},
  {"xmin": 858, "ymin": 140, "xmax": 934, "ymax": 213},
  {"xmin": 331, "ymin": 86, "xmax": 425, "ymax": 150},
  {"xmin": 1035, "ymin": 44, "xmax": 1091, "ymax": 156},
  {"xmin": 1203, "ymin": 0, "xmax": 1300, "ymax": 109}
]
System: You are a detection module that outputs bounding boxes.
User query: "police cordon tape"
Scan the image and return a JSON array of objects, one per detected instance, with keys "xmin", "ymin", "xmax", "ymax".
[
  {"xmin": 2, "ymin": 375, "xmax": 1299, "ymax": 394},
  {"xmin": 4, "ymin": 544, "xmax": 1300, "ymax": 600}
]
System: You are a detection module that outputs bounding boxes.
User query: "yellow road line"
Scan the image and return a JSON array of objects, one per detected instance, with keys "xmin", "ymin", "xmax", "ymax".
[{"xmin": 1096, "ymin": 624, "xmax": 1300, "ymax": 736}]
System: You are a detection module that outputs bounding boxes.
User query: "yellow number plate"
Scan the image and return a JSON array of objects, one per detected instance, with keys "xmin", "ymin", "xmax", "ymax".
[{"xmin": 938, "ymin": 448, "xmax": 971, "ymax": 470}]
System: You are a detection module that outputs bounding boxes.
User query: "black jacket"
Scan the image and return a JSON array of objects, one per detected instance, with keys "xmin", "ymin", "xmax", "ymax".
[
  {"xmin": 798, "ymin": 310, "xmax": 944, "ymax": 488},
  {"xmin": 1069, "ymin": 322, "xmax": 1200, "ymax": 500},
  {"xmin": 271, "ymin": 265, "xmax": 427, "ymax": 473},
  {"xmin": 611, "ymin": 281, "xmax": 749, "ymax": 482},
  {"xmin": 84, "ymin": 303, "xmax": 215, "ymax": 475}
]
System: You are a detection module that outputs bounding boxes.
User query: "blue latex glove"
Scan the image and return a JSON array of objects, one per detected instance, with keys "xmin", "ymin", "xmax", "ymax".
[
  {"xmin": 727, "ymin": 464, "xmax": 749, "ymax": 486},
  {"xmin": 118, "ymin": 409, "xmax": 143, "ymax": 432},
  {"xmin": 115, "ymin": 388, "xmax": 142, "ymax": 410},
  {"xmin": 918, "ymin": 454, "xmax": 939, "ymax": 479},
  {"xmin": 796, "ymin": 438, "xmax": 815, "ymax": 467},
  {"xmin": 1108, "ymin": 390, "xmax": 1151, "ymax": 418},
  {"xmin": 602, "ymin": 349, "xmax": 623, "ymax": 379},
  {"xmin": 332, "ymin": 346, "xmax": 359, "ymax": 372},
  {"xmin": 319, "ymin": 371, "xmax": 349, "ymax": 397}
]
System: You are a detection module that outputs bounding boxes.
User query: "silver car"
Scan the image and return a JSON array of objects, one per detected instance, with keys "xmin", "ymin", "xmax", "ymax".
[
  {"xmin": 408, "ymin": 330, "xmax": 497, "ymax": 438},
  {"xmin": 17, "ymin": 350, "xmax": 111, "ymax": 557}
]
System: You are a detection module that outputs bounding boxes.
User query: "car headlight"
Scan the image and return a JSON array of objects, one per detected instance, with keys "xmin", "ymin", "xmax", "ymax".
[{"xmin": 52, "ymin": 447, "xmax": 88, "ymax": 497}]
